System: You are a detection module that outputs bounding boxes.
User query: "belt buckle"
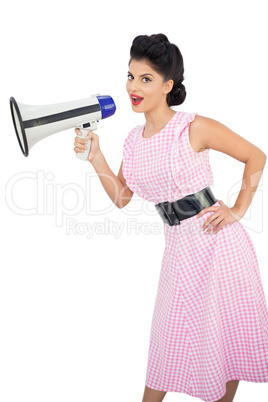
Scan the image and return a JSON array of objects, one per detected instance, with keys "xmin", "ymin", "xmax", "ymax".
[{"xmin": 155, "ymin": 201, "xmax": 180, "ymax": 226}]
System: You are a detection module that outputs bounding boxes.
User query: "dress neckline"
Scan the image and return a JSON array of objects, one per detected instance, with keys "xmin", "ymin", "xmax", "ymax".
[{"xmin": 141, "ymin": 111, "xmax": 178, "ymax": 140}]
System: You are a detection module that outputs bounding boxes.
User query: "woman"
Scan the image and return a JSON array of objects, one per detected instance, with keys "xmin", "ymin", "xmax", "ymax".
[{"xmin": 74, "ymin": 34, "xmax": 268, "ymax": 402}]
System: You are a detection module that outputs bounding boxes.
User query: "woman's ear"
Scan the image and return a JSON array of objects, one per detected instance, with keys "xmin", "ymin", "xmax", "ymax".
[{"xmin": 164, "ymin": 79, "xmax": 174, "ymax": 94}]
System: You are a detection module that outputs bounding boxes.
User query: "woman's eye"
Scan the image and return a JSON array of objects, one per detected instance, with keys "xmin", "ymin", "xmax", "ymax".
[{"xmin": 127, "ymin": 75, "xmax": 151, "ymax": 82}]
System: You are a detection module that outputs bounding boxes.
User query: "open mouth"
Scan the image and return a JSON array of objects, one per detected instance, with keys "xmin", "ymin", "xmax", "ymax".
[{"xmin": 131, "ymin": 94, "xmax": 144, "ymax": 106}]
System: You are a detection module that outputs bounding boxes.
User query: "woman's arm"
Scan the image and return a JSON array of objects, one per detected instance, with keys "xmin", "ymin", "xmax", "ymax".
[
  {"xmin": 74, "ymin": 129, "xmax": 133, "ymax": 209},
  {"xmin": 117, "ymin": 160, "xmax": 134, "ymax": 208},
  {"xmin": 91, "ymin": 152, "xmax": 133, "ymax": 209},
  {"xmin": 190, "ymin": 115, "xmax": 267, "ymax": 217}
]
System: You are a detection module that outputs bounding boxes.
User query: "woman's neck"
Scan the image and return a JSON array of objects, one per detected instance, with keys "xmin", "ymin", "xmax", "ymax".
[{"xmin": 143, "ymin": 106, "xmax": 177, "ymax": 136}]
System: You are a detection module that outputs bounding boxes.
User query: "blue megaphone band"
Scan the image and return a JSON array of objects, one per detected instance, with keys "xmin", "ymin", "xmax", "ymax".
[{"xmin": 97, "ymin": 95, "xmax": 116, "ymax": 119}]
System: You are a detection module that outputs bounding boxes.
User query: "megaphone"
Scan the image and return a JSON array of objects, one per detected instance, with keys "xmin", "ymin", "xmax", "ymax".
[{"xmin": 10, "ymin": 94, "xmax": 116, "ymax": 161}]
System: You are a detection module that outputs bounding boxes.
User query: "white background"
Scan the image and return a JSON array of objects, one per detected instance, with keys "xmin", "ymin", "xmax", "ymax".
[{"xmin": 1, "ymin": 1, "xmax": 268, "ymax": 401}]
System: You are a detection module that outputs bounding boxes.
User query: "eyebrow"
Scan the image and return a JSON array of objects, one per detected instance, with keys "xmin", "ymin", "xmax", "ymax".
[{"xmin": 128, "ymin": 71, "xmax": 154, "ymax": 78}]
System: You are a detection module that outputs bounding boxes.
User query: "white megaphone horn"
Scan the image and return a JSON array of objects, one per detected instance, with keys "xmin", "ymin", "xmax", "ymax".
[{"xmin": 10, "ymin": 94, "xmax": 116, "ymax": 161}]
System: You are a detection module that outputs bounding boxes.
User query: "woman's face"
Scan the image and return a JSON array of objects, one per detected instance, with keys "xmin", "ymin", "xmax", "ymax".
[{"xmin": 126, "ymin": 59, "xmax": 173, "ymax": 113}]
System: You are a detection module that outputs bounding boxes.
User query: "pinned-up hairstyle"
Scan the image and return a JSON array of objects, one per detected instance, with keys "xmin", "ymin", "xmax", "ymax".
[{"xmin": 129, "ymin": 33, "xmax": 186, "ymax": 107}]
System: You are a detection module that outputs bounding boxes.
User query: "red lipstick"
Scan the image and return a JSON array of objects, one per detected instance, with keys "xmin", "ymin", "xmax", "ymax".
[{"xmin": 130, "ymin": 94, "xmax": 144, "ymax": 106}]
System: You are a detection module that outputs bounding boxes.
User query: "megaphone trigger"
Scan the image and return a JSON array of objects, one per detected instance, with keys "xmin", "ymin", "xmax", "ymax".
[{"xmin": 75, "ymin": 122, "xmax": 97, "ymax": 161}]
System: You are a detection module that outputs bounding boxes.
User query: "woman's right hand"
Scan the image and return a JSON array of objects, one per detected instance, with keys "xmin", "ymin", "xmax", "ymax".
[{"xmin": 74, "ymin": 128, "xmax": 101, "ymax": 163}]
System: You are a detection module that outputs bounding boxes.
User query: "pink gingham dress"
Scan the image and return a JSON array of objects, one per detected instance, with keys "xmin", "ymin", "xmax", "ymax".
[{"xmin": 122, "ymin": 111, "xmax": 268, "ymax": 402}]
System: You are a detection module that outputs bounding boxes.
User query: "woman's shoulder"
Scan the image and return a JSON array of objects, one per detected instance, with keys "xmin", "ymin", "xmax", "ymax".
[
  {"xmin": 176, "ymin": 110, "xmax": 198, "ymax": 122},
  {"xmin": 123, "ymin": 124, "xmax": 142, "ymax": 155},
  {"xmin": 124, "ymin": 124, "xmax": 143, "ymax": 143},
  {"xmin": 128, "ymin": 124, "xmax": 143, "ymax": 136},
  {"xmin": 172, "ymin": 110, "xmax": 198, "ymax": 136}
]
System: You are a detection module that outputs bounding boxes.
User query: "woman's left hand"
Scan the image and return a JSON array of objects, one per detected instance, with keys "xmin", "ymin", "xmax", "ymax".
[{"xmin": 196, "ymin": 199, "xmax": 243, "ymax": 235}]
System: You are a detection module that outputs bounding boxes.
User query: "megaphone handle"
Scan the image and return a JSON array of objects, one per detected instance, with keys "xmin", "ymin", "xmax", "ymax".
[{"xmin": 75, "ymin": 121, "xmax": 97, "ymax": 161}]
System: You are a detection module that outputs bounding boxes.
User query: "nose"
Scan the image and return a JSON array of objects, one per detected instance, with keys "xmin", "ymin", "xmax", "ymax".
[{"xmin": 127, "ymin": 78, "xmax": 140, "ymax": 94}]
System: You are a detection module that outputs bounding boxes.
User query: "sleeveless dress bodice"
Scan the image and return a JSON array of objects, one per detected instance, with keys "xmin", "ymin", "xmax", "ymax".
[{"xmin": 122, "ymin": 111, "xmax": 213, "ymax": 204}]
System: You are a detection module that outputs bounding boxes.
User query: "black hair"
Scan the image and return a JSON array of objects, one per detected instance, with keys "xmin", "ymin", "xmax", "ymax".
[{"xmin": 129, "ymin": 33, "xmax": 186, "ymax": 107}]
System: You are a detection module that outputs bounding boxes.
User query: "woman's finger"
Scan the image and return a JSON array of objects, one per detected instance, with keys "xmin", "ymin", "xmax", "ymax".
[
  {"xmin": 74, "ymin": 146, "xmax": 87, "ymax": 153},
  {"xmin": 202, "ymin": 211, "xmax": 221, "ymax": 230},
  {"xmin": 75, "ymin": 128, "xmax": 82, "ymax": 136},
  {"xmin": 74, "ymin": 141, "xmax": 87, "ymax": 150},
  {"xmin": 74, "ymin": 136, "xmax": 87, "ymax": 144},
  {"xmin": 74, "ymin": 137, "xmax": 88, "ymax": 146},
  {"xmin": 196, "ymin": 206, "xmax": 218, "ymax": 218}
]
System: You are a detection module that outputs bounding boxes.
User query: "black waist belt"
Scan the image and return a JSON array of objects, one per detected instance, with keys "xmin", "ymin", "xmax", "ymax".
[{"xmin": 155, "ymin": 186, "xmax": 217, "ymax": 226}]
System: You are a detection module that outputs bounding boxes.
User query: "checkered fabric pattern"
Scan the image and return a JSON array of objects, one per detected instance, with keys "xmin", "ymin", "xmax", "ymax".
[{"xmin": 122, "ymin": 111, "xmax": 268, "ymax": 402}]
